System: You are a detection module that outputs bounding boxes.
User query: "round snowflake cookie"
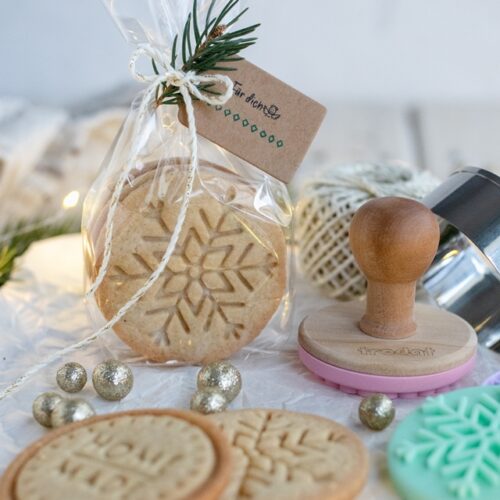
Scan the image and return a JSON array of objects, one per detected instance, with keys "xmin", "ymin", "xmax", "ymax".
[
  {"xmin": 388, "ymin": 386, "xmax": 500, "ymax": 500},
  {"xmin": 210, "ymin": 409, "xmax": 368, "ymax": 500},
  {"xmin": 90, "ymin": 161, "xmax": 287, "ymax": 363},
  {"xmin": 0, "ymin": 409, "xmax": 232, "ymax": 500}
]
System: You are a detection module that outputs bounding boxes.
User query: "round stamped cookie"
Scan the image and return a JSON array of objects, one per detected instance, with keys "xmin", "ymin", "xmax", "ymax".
[
  {"xmin": 1, "ymin": 409, "xmax": 232, "ymax": 500},
  {"xmin": 210, "ymin": 409, "xmax": 368, "ymax": 500},
  {"xmin": 92, "ymin": 161, "xmax": 287, "ymax": 363}
]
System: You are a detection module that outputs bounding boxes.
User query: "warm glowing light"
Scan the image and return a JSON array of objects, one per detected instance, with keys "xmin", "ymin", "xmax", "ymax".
[{"xmin": 62, "ymin": 190, "xmax": 80, "ymax": 209}]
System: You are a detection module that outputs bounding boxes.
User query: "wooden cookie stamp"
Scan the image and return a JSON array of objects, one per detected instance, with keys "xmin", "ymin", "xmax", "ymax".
[{"xmin": 298, "ymin": 197, "xmax": 477, "ymax": 398}]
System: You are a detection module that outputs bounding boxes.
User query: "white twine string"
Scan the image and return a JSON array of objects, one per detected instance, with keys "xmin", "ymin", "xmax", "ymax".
[{"xmin": 0, "ymin": 45, "xmax": 233, "ymax": 401}]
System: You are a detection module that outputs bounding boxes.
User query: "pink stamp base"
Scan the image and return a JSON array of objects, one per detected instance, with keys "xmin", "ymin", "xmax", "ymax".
[{"xmin": 298, "ymin": 345, "xmax": 476, "ymax": 399}]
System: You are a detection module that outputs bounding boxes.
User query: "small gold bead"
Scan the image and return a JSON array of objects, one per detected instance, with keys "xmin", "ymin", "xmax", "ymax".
[
  {"xmin": 190, "ymin": 389, "xmax": 227, "ymax": 414},
  {"xmin": 56, "ymin": 362, "xmax": 87, "ymax": 393},
  {"xmin": 51, "ymin": 398, "xmax": 95, "ymax": 428},
  {"xmin": 197, "ymin": 361, "xmax": 241, "ymax": 402},
  {"xmin": 359, "ymin": 393, "xmax": 395, "ymax": 431},
  {"xmin": 32, "ymin": 392, "xmax": 64, "ymax": 428},
  {"xmin": 92, "ymin": 359, "xmax": 133, "ymax": 401}
]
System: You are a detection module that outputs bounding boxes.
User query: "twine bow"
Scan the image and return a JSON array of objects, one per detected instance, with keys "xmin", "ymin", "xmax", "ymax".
[
  {"xmin": 0, "ymin": 45, "xmax": 234, "ymax": 401},
  {"xmin": 130, "ymin": 46, "xmax": 234, "ymax": 107}
]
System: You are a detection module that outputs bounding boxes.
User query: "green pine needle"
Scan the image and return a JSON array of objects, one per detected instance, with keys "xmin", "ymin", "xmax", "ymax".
[
  {"xmin": 155, "ymin": 0, "xmax": 259, "ymax": 106},
  {"xmin": 0, "ymin": 217, "xmax": 78, "ymax": 287}
]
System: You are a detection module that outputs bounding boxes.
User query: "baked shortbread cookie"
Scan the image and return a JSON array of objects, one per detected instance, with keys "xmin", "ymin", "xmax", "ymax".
[
  {"xmin": 1, "ymin": 409, "xmax": 232, "ymax": 500},
  {"xmin": 89, "ymin": 160, "xmax": 287, "ymax": 363},
  {"xmin": 211, "ymin": 409, "xmax": 369, "ymax": 500}
]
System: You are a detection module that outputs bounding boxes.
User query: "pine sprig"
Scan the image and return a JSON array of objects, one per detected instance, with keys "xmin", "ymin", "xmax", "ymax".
[
  {"xmin": 154, "ymin": 0, "xmax": 259, "ymax": 106},
  {"xmin": 0, "ymin": 218, "xmax": 77, "ymax": 287}
]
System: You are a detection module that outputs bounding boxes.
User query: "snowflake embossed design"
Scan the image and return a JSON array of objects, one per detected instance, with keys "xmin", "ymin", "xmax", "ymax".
[
  {"xmin": 395, "ymin": 392, "xmax": 500, "ymax": 498},
  {"xmin": 213, "ymin": 410, "xmax": 368, "ymax": 499},
  {"xmin": 109, "ymin": 199, "xmax": 278, "ymax": 346}
]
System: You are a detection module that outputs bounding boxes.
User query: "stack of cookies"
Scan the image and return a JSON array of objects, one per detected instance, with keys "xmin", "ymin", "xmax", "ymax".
[
  {"xmin": 1, "ymin": 409, "xmax": 368, "ymax": 499},
  {"xmin": 84, "ymin": 159, "xmax": 287, "ymax": 364}
]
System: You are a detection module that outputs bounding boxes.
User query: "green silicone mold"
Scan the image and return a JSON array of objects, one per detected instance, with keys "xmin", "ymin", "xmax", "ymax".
[{"xmin": 388, "ymin": 386, "xmax": 500, "ymax": 500}]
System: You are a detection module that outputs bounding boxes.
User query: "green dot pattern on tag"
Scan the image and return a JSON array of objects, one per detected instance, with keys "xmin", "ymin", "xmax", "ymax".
[
  {"xmin": 211, "ymin": 104, "xmax": 284, "ymax": 149},
  {"xmin": 388, "ymin": 386, "xmax": 500, "ymax": 500}
]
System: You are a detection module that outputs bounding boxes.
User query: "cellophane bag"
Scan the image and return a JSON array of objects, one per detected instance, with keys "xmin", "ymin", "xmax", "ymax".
[{"xmin": 82, "ymin": 0, "xmax": 293, "ymax": 365}]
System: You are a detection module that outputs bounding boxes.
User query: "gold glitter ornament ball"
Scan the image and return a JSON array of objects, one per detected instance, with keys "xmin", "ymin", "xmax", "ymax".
[
  {"xmin": 197, "ymin": 361, "xmax": 242, "ymax": 402},
  {"xmin": 56, "ymin": 362, "xmax": 87, "ymax": 393},
  {"xmin": 359, "ymin": 393, "xmax": 395, "ymax": 431},
  {"xmin": 92, "ymin": 359, "xmax": 133, "ymax": 401},
  {"xmin": 51, "ymin": 398, "xmax": 95, "ymax": 428},
  {"xmin": 190, "ymin": 389, "xmax": 228, "ymax": 414},
  {"xmin": 32, "ymin": 392, "xmax": 64, "ymax": 428}
]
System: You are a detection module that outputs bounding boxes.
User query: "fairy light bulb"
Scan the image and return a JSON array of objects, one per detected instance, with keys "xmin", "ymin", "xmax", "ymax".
[{"xmin": 62, "ymin": 190, "xmax": 80, "ymax": 209}]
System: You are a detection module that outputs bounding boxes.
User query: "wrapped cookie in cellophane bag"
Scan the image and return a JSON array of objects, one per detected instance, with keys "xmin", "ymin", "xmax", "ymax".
[{"xmin": 82, "ymin": 0, "xmax": 326, "ymax": 365}]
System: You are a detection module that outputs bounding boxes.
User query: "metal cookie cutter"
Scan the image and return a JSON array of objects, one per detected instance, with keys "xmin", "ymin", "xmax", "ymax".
[{"xmin": 423, "ymin": 167, "xmax": 500, "ymax": 351}]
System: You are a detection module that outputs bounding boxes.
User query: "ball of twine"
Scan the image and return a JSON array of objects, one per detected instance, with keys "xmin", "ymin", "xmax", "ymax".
[{"xmin": 296, "ymin": 164, "xmax": 440, "ymax": 300}]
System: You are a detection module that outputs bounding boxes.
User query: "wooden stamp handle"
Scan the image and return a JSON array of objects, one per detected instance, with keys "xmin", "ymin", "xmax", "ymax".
[{"xmin": 349, "ymin": 197, "xmax": 440, "ymax": 339}]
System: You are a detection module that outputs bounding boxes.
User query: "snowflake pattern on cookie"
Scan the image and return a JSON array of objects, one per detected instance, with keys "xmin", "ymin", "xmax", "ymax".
[
  {"xmin": 211, "ymin": 409, "xmax": 368, "ymax": 500},
  {"xmin": 110, "ymin": 200, "xmax": 279, "ymax": 345},
  {"xmin": 93, "ymin": 164, "xmax": 287, "ymax": 363}
]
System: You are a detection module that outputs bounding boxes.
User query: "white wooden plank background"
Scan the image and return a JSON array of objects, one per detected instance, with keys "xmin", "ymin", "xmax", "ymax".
[
  {"xmin": 296, "ymin": 102, "xmax": 500, "ymax": 183},
  {"xmin": 417, "ymin": 104, "xmax": 500, "ymax": 176},
  {"xmin": 294, "ymin": 103, "xmax": 417, "ymax": 187}
]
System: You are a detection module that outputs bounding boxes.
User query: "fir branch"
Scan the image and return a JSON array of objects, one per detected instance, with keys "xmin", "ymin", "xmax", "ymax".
[
  {"xmin": 155, "ymin": 0, "xmax": 259, "ymax": 106},
  {"xmin": 0, "ymin": 217, "xmax": 78, "ymax": 287},
  {"xmin": 171, "ymin": 34, "xmax": 179, "ymax": 68},
  {"xmin": 192, "ymin": 0, "xmax": 201, "ymax": 43}
]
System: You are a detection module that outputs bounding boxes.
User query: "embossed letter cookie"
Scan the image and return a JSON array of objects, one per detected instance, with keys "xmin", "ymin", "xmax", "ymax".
[
  {"xmin": 210, "ymin": 409, "xmax": 369, "ymax": 500},
  {"xmin": 90, "ymin": 160, "xmax": 287, "ymax": 363},
  {"xmin": 1, "ymin": 409, "xmax": 232, "ymax": 500}
]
